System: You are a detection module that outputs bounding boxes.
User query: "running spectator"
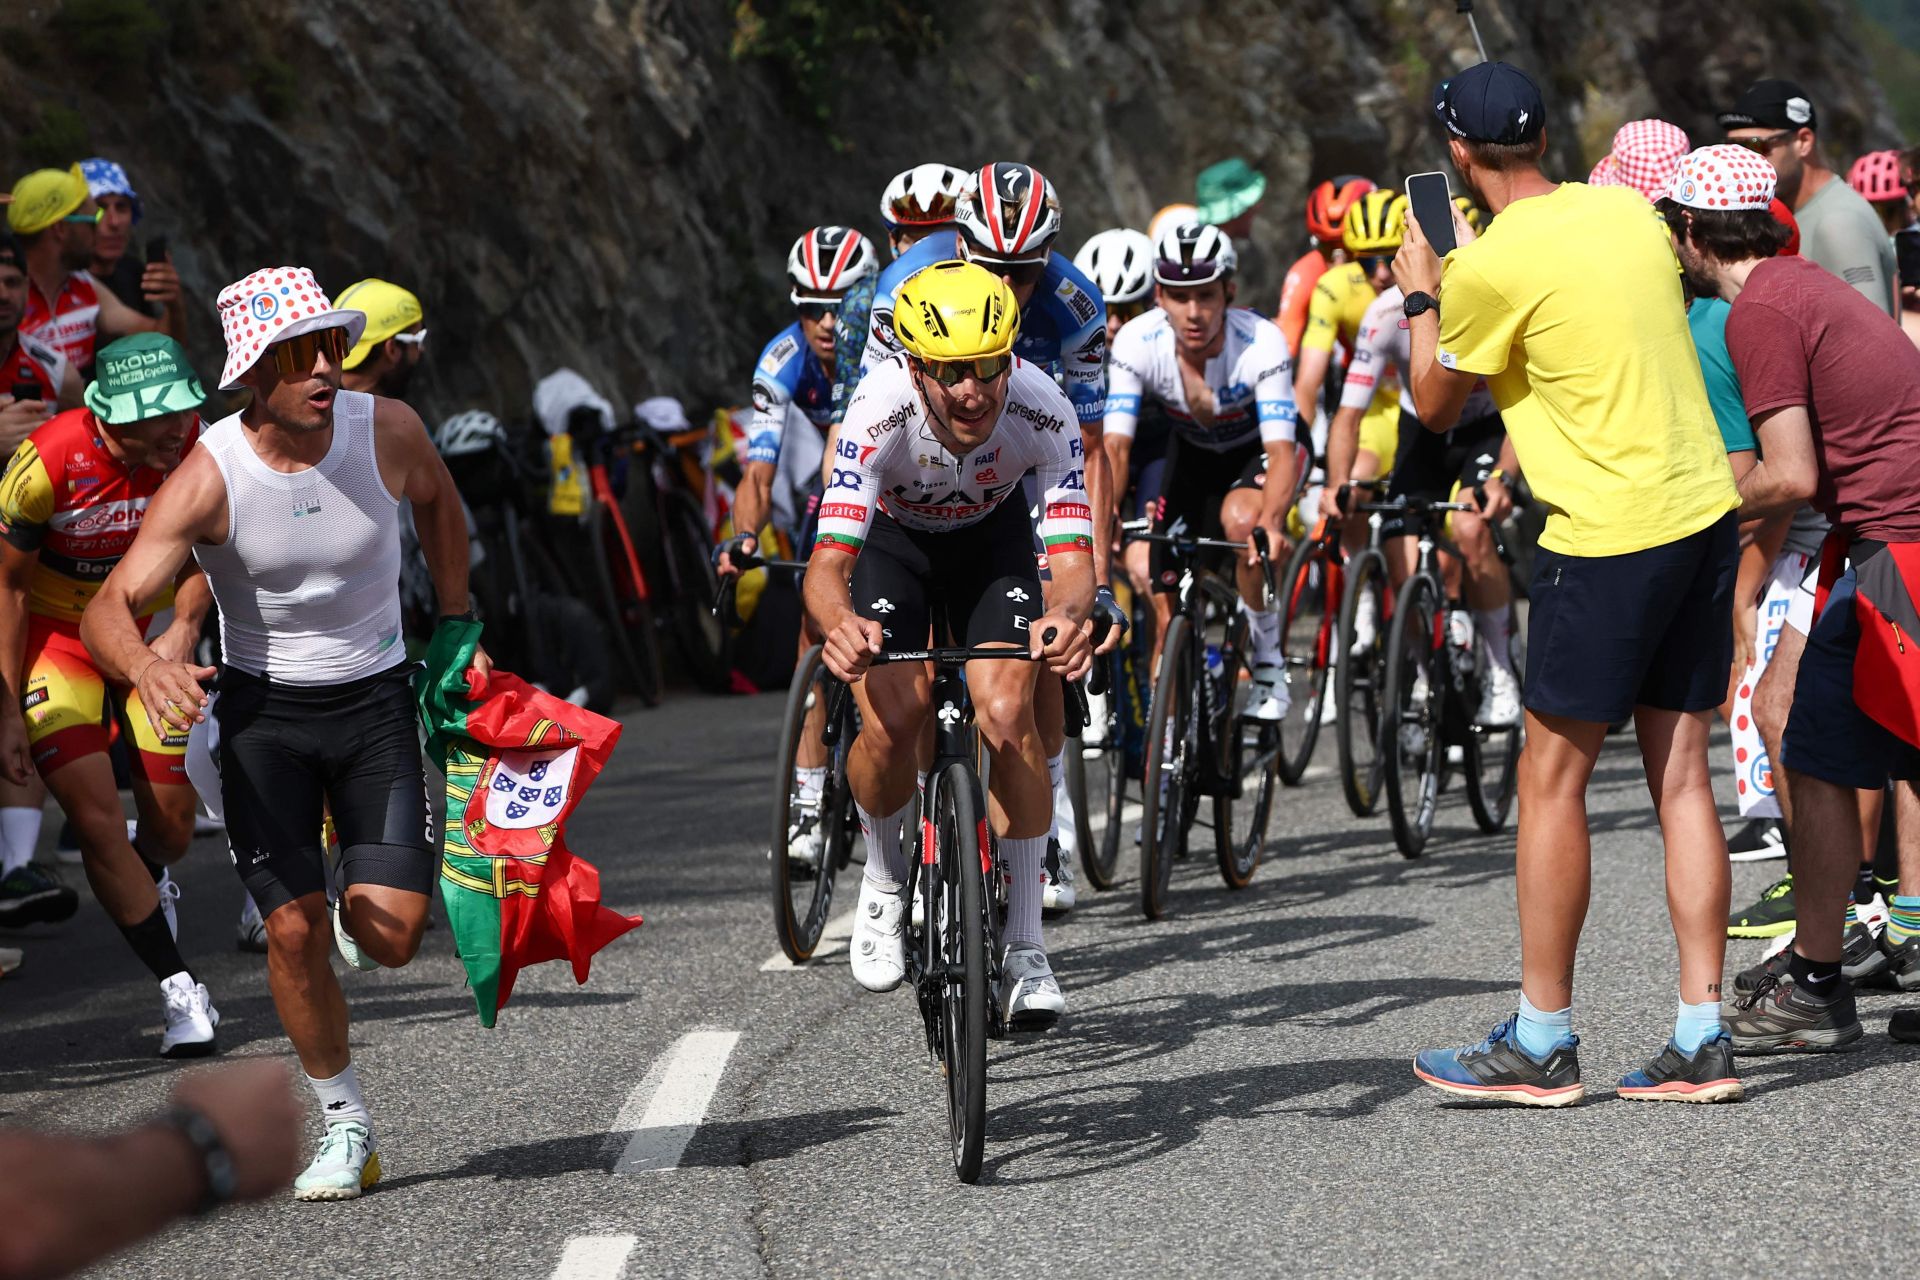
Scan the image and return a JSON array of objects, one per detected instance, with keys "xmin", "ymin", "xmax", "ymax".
[
  {"xmin": 1587, "ymin": 118, "xmax": 1691, "ymax": 202},
  {"xmin": 1665, "ymin": 145, "xmax": 1920, "ymax": 1051},
  {"xmin": 79, "ymin": 159, "xmax": 163, "ymax": 319},
  {"xmin": 1720, "ymin": 80, "xmax": 1897, "ymax": 317},
  {"xmin": 1404, "ymin": 62, "xmax": 1743, "ymax": 1105},
  {"xmin": 331, "ymin": 279, "xmax": 425, "ymax": 399},
  {"xmin": 7, "ymin": 166, "xmax": 183, "ymax": 374}
]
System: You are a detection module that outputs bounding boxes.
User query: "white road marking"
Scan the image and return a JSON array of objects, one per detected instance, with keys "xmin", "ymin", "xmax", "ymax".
[
  {"xmin": 551, "ymin": 1235, "xmax": 637, "ymax": 1280},
  {"xmin": 612, "ymin": 1029, "xmax": 740, "ymax": 1173},
  {"xmin": 759, "ymin": 904, "xmax": 855, "ymax": 972}
]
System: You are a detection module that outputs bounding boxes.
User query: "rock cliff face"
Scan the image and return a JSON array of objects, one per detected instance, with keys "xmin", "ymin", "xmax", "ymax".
[{"xmin": 2, "ymin": 0, "xmax": 1900, "ymax": 423}]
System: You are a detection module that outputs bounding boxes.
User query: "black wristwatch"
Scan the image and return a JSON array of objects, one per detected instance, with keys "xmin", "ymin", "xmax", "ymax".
[
  {"xmin": 1402, "ymin": 291, "xmax": 1439, "ymax": 320},
  {"xmin": 157, "ymin": 1104, "xmax": 236, "ymax": 1214}
]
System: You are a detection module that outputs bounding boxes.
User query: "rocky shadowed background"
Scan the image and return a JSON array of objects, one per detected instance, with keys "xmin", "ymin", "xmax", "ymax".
[{"xmin": 1, "ymin": 0, "xmax": 1909, "ymax": 425}]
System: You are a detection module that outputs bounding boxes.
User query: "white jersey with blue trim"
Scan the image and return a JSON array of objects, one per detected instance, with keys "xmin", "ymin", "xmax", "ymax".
[
  {"xmin": 748, "ymin": 321, "xmax": 834, "ymax": 466},
  {"xmin": 1104, "ymin": 307, "xmax": 1296, "ymax": 453},
  {"xmin": 859, "ymin": 233, "xmax": 1107, "ymax": 427},
  {"xmin": 1342, "ymin": 285, "xmax": 1498, "ymax": 424}
]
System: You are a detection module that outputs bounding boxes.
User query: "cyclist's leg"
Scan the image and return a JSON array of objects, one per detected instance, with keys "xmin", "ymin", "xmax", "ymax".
[
  {"xmin": 1221, "ymin": 440, "xmax": 1304, "ymax": 718},
  {"xmin": 117, "ymin": 680, "xmax": 196, "ymax": 862},
  {"xmin": 846, "ymin": 516, "xmax": 934, "ymax": 891}
]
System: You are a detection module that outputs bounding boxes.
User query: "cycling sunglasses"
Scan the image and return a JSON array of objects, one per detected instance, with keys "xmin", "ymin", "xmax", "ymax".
[
  {"xmin": 1357, "ymin": 255, "xmax": 1393, "ymax": 274},
  {"xmin": 914, "ymin": 353, "xmax": 1013, "ymax": 386},
  {"xmin": 62, "ymin": 207, "xmax": 104, "ymax": 226},
  {"xmin": 978, "ymin": 258, "xmax": 1048, "ymax": 288},
  {"xmin": 268, "ymin": 325, "xmax": 351, "ymax": 377},
  {"xmin": 795, "ymin": 300, "xmax": 842, "ymax": 322}
]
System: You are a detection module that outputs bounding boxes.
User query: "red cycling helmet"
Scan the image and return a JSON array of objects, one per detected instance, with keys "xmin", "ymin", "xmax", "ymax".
[
  {"xmin": 1305, "ymin": 176, "xmax": 1375, "ymax": 242},
  {"xmin": 1769, "ymin": 198, "xmax": 1800, "ymax": 257},
  {"xmin": 1848, "ymin": 150, "xmax": 1908, "ymax": 202}
]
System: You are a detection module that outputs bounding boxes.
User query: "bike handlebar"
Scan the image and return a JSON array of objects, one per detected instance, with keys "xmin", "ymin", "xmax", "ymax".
[{"xmin": 872, "ymin": 628, "xmax": 1061, "ymax": 667}]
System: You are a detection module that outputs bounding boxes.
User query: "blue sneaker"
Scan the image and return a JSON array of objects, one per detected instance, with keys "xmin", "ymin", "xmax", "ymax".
[
  {"xmin": 1617, "ymin": 1032, "xmax": 1744, "ymax": 1103},
  {"xmin": 1412, "ymin": 1017, "xmax": 1584, "ymax": 1107}
]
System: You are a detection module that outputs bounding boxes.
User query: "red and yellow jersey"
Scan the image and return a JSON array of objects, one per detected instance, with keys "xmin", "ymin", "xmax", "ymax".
[
  {"xmin": 0, "ymin": 407, "xmax": 193, "ymax": 625},
  {"xmin": 21, "ymin": 272, "xmax": 101, "ymax": 372},
  {"xmin": 0, "ymin": 331, "xmax": 66, "ymax": 402}
]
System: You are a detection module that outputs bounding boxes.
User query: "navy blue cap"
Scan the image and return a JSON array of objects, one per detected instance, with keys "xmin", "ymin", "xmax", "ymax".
[{"xmin": 1432, "ymin": 61, "xmax": 1546, "ymax": 145}]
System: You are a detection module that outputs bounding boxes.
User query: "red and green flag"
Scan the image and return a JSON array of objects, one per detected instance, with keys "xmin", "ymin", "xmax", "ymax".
[{"xmin": 419, "ymin": 620, "xmax": 642, "ymax": 1027}]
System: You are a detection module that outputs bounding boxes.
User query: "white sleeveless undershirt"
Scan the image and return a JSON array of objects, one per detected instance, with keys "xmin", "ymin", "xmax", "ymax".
[{"xmin": 193, "ymin": 390, "xmax": 406, "ymax": 686}]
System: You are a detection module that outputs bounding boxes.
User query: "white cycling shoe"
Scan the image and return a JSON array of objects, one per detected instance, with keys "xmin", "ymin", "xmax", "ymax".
[
  {"xmin": 1247, "ymin": 662, "xmax": 1290, "ymax": 722},
  {"xmin": 1474, "ymin": 662, "xmax": 1523, "ymax": 728},
  {"xmin": 1041, "ymin": 841, "xmax": 1077, "ymax": 915},
  {"xmin": 159, "ymin": 971, "xmax": 220, "ymax": 1058},
  {"xmin": 1000, "ymin": 943, "xmax": 1065, "ymax": 1031},
  {"xmin": 850, "ymin": 878, "xmax": 906, "ymax": 993},
  {"xmin": 785, "ymin": 798, "xmax": 825, "ymax": 872}
]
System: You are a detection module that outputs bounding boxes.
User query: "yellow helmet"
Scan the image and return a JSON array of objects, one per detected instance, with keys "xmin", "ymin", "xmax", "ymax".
[
  {"xmin": 1342, "ymin": 190, "xmax": 1407, "ymax": 254},
  {"xmin": 892, "ymin": 260, "xmax": 1021, "ymax": 363},
  {"xmin": 1453, "ymin": 195, "xmax": 1485, "ymax": 235}
]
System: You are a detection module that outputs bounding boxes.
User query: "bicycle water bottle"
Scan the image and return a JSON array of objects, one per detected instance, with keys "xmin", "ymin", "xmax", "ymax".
[
  {"xmin": 1204, "ymin": 643, "xmax": 1226, "ymax": 709},
  {"xmin": 1447, "ymin": 610, "xmax": 1476, "ymax": 683}
]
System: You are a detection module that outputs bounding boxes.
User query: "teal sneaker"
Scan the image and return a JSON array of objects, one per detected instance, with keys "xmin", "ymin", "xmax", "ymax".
[{"xmin": 294, "ymin": 1121, "xmax": 380, "ymax": 1201}]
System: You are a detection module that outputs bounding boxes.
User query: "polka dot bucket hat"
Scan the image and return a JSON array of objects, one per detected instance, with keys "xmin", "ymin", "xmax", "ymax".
[{"xmin": 216, "ymin": 266, "xmax": 367, "ymax": 390}]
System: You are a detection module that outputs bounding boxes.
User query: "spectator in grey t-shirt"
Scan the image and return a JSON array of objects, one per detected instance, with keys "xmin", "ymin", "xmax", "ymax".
[{"xmin": 1720, "ymin": 78, "xmax": 1897, "ymax": 318}]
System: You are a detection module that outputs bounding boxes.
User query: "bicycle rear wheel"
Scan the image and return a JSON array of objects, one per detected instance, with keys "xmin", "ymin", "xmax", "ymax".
[
  {"xmin": 1383, "ymin": 575, "xmax": 1443, "ymax": 859},
  {"xmin": 662, "ymin": 490, "xmax": 734, "ymax": 693},
  {"xmin": 931, "ymin": 761, "xmax": 989, "ymax": 1184},
  {"xmin": 1277, "ymin": 536, "xmax": 1335, "ymax": 785},
  {"xmin": 770, "ymin": 646, "xmax": 844, "ymax": 962},
  {"xmin": 1218, "ymin": 718, "xmax": 1279, "ymax": 889},
  {"xmin": 1141, "ymin": 614, "xmax": 1195, "ymax": 920},
  {"xmin": 1467, "ymin": 621, "xmax": 1525, "ymax": 833},
  {"xmin": 1337, "ymin": 548, "xmax": 1389, "ymax": 817},
  {"xmin": 590, "ymin": 502, "xmax": 665, "ymax": 705}
]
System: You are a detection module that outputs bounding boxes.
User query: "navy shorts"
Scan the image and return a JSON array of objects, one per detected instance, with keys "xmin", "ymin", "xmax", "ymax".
[
  {"xmin": 1782, "ymin": 566, "xmax": 1920, "ymax": 788},
  {"xmin": 1524, "ymin": 513, "xmax": 1737, "ymax": 724}
]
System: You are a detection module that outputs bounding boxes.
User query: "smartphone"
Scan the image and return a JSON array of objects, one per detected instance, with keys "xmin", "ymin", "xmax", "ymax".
[
  {"xmin": 1405, "ymin": 171, "xmax": 1458, "ymax": 259},
  {"xmin": 9, "ymin": 381, "xmax": 40, "ymax": 403},
  {"xmin": 145, "ymin": 236, "xmax": 169, "ymax": 265},
  {"xmin": 1897, "ymin": 228, "xmax": 1920, "ymax": 290}
]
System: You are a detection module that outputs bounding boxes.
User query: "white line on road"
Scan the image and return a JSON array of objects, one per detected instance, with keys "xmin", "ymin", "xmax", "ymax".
[
  {"xmin": 759, "ymin": 904, "xmax": 855, "ymax": 972},
  {"xmin": 551, "ymin": 1235, "xmax": 637, "ymax": 1280},
  {"xmin": 612, "ymin": 1029, "xmax": 740, "ymax": 1173}
]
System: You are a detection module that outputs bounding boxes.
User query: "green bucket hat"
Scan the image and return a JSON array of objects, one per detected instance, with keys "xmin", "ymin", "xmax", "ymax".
[
  {"xmin": 1195, "ymin": 157, "xmax": 1268, "ymax": 224},
  {"xmin": 85, "ymin": 332, "xmax": 205, "ymax": 425}
]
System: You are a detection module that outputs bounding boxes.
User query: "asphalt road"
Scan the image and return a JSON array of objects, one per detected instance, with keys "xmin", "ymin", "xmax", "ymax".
[{"xmin": 3, "ymin": 687, "xmax": 1913, "ymax": 1278}]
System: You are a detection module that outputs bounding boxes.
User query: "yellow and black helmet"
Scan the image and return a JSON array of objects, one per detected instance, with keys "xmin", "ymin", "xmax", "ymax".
[
  {"xmin": 892, "ymin": 260, "xmax": 1021, "ymax": 362},
  {"xmin": 1453, "ymin": 195, "xmax": 1485, "ymax": 236},
  {"xmin": 1342, "ymin": 189, "xmax": 1407, "ymax": 254}
]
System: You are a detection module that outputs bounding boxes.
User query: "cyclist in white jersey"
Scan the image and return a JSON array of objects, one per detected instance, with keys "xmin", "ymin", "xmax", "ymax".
[
  {"xmin": 807, "ymin": 261, "xmax": 1094, "ymax": 1029},
  {"xmin": 81, "ymin": 267, "xmax": 484, "ymax": 1203},
  {"xmin": 1103, "ymin": 222, "xmax": 1301, "ymax": 720},
  {"xmin": 1325, "ymin": 194, "xmax": 1524, "ymax": 727}
]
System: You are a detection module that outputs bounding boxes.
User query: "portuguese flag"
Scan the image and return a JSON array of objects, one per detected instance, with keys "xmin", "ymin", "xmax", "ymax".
[{"xmin": 419, "ymin": 620, "xmax": 642, "ymax": 1027}]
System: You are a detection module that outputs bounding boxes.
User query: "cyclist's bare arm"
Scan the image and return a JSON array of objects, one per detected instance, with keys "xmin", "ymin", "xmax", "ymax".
[
  {"xmin": 1325, "ymin": 404, "xmax": 1365, "ymax": 507},
  {"xmin": 0, "ymin": 540, "xmax": 37, "ymax": 701},
  {"xmin": 1080, "ymin": 420, "xmax": 1113, "ymax": 586},
  {"xmin": 803, "ymin": 548, "xmax": 881, "ymax": 682}
]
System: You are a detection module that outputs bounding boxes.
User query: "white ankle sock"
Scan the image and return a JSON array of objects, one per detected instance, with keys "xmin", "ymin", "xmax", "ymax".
[
  {"xmin": 1243, "ymin": 601, "xmax": 1280, "ymax": 662},
  {"xmin": 794, "ymin": 765, "xmax": 826, "ymax": 806},
  {"xmin": 1, "ymin": 805, "xmax": 41, "ymax": 875},
  {"xmin": 1474, "ymin": 606, "xmax": 1513, "ymax": 671},
  {"xmin": 1003, "ymin": 835, "xmax": 1047, "ymax": 949},
  {"xmin": 857, "ymin": 800, "xmax": 912, "ymax": 890},
  {"xmin": 307, "ymin": 1063, "xmax": 372, "ymax": 1133}
]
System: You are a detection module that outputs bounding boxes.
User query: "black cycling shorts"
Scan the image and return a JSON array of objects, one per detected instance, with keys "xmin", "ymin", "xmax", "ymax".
[
  {"xmin": 1383, "ymin": 411, "xmax": 1505, "ymax": 540},
  {"xmin": 1147, "ymin": 434, "xmax": 1266, "ymax": 593},
  {"xmin": 850, "ymin": 497, "xmax": 1044, "ymax": 650},
  {"xmin": 214, "ymin": 663, "xmax": 434, "ymax": 918}
]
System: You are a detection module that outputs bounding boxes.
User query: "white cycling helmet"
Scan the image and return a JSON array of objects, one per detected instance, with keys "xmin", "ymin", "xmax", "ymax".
[
  {"xmin": 435, "ymin": 409, "xmax": 506, "ymax": 458},
  {"xmin": 879, "ymin": 163, "xmax": 967, "ymax": 230},
  {"xmin": 1152, "ymin": 221, "xmax": 1237, "ymax": 286},
  {"xmin": 786, "ymin": 226, "xmax": 879, "ymax": 304},
  {"xmin": 955, "ymin": 162, "xmax": 1062, "ymax": 264},
  {"xmin": 1073, "ymin": 228, "xmax": 1156, "ymax": 305}
]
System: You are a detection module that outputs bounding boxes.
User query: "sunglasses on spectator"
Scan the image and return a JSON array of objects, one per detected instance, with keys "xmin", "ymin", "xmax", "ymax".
[
  {"xmin": 913, "ymin": 353, "xmax": 1013, "ymax": 386},
  {"xmin": 391, "ymin": 329, "xmax": 428, "ymax": 348},
  {"xmin": 62, "ymin": 208, "xmax": 103, "ymax": 226},
  {"xmin": 1733, "ymin": 130, "xmax": 1796, "ymax": 154},
  {"xmin": 268, "ymin": 326, "xmax": 351, "ymax": 377},
  {"xmin": 977, "ymin": 258, "xmax": 1048, "ymax": 288},
  {"xmin": 795, "ymin": 301, "xmax": 842, "ymax": 322}
]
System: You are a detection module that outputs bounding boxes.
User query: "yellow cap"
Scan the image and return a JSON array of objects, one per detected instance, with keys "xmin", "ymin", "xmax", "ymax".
[
  {"xmin": 8, "ymin": 164, "xmax": 88, "ymax": 235},
  {"xmin": 332, "ymin": 278, "xmax": 424, "ymax": 369},
  {"xmin": 892, "ymin": 260, "xmax": 1021, "ymax": 362}
]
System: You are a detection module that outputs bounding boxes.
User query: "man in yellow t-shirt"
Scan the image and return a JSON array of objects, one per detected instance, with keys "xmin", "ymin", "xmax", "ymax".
[{"xmin": 1397, "ymin": 61, "xmax": 1744, "ymax": 1109}]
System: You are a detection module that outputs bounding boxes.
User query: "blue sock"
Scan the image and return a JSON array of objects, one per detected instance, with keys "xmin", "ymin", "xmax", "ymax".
[
  {"xmin": 1513, "ymin": 993, "xmax": 1573, "ymax": 1058},
  {"xmin": 1674, "ymin": 998, "xmax": 1723, "ymax": 1053}
]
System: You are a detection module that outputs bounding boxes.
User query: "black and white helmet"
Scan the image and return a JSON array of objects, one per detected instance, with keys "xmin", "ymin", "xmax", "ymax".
[
  {"xmin": 786, "ymin": 226, "xmax": 879, "ymax": 304},
  {"xmin": 1152, "ymin": 221, "xmax": 1237, "ymax": 287},
  {"xmin": 879, "ymin": 163, "xmax": 967, "ymax": 230},
  {"xmin": 1073, "ymin": 229, "xmax": 1156, "ymax": 305},
  {"xmin": 435, "ymin": 410, "xmax": 505, "ymax": 458},
  {"xmin": 954, "ymin": 162, "xmax": 1062, "ymax": 264}
]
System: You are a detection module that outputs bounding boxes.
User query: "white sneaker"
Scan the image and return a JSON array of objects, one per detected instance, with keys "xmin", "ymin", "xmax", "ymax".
[
  {"xmin": 156, "ymin": 870, "xmax": 181, "ymax": 941},
  {"xmin": 999, "ymin": 943, "xmax": 1065, "ymax": 1030},
  {"xmin": 1083, "ymin": 688, "xmax": 1110, "ymax": 759},
  {"xmin": 331, "ymin": 899, "xmax": 380, "ymax": 971},
  {"xmin": 1761, "ymin": 927, "xmax": 1796, "ymax": 961},
  {"xmin": 158, "ymin": 971, "xmax": 219, "ymax": 1058},
  {"xmin": 1858, "ymin": 893, "xmax": 1890, "ymax": 933},
  {"xmin": 1474, "ymin": 662, "xmax": 1523, "ymax": 728},
  {"xmin": 237, "ymin": 895, "xmax": 269, "ymax": 954},
  {"xmin": 1041, "ymin": 841, "xmax": 1077, "ymax": 915},
  {"xmin": 786, "ymin": 797, "xmax": 824, "ymax": 871},
  {"xmin": 850, "ymin": 878, "xmax": 906, "ymax": 992},
  {"xmin": 1247, "ymin": 662, "xmax": 1290, "ymax": 722},
  {"xmin": 1350, "ymin": 589, "xmax": 1378, "ymax": 655},
  {"xmin": 293, "ymin": 1121, "xmax": 381, "ymax": 1201}
]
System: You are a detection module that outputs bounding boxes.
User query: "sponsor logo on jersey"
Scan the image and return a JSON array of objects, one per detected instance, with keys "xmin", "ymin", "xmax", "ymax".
[
  {"xmin": 1074, "ymin": 328, "xmax": 1106, "ymax": 365},
  {"xmin": 865, "ymin": 400, "xmax": 915, "ymax": 440},
  {"xmin": 871, "ymin": 308, "xmax": 897, "ymax": 352},
  {"xmin": 750, "ymin": 382, "xmax": 774, "ymax": 414},
  {"xmin": 975, "ymin": 468, "xmax": 998, "ymax": 485},
  {"xmin": 21, "ymin": 687, "xmax": 46, "ymax": 710},
  {"xmin": 1046, "ymin": 501, "xmax": 1092, "ymax": 521},
  {"xmin": 757, "ymin": 333, "xmax": 800, "ymax": 376},
  {"xmin": 818, "ymin": 502, "xmax": 866, "ymax": 522},
  {"xmin": 972, "ymin": 448, "xmax": 999, "ymax": 466},
  {"xmin": 1004, "ymin": 398, "xmax": 1064, "ymax": 434},
  {"xmin": 48, "ymin": 497, "xmax": 147, "ymax": 537},
  {"xmin": 836, "ymin": 437, "xmax": 859, "ymax": 460},
  {"xmin": 1055, "ymin": 278, "xmax": 1098, "ymax": 327}
]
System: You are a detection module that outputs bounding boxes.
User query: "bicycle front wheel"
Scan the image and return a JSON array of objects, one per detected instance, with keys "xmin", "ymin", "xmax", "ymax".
[
  {"xmin": 1383, "ymin": 575, "xmax": 1443, "ymax": 859},
  {"xmin": 1277, "ymin": 535, "xmax": 1335, "ymax": 785},
  {"xmin": 1467, "ymin": 619, "xmax": 1525, "ymax": 833},
  {"xmin": 1337, "ymin": 548, "xmax": 1389, "ymax": 817},
  {"xmin": 1081, "ymin": 650, "xmax": 1129, "ymax": 891},
  {"xmin": 931, "ymin": 761, "xmax": 989, "ymax": 1184},
  {"xmin": 770, "ymin": 646, "xmax": 843, "ymax": 962},
  {"xmin": 1141, "ymin": 614, "xmax": 1195, "ymax": 920}
]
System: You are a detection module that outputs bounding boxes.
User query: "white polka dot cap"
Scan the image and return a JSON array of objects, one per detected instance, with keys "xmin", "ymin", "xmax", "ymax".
[
  {"xmin": 215, "ymin": 266, "xmax": 368, "ymax": 390},
  {"xmin": 1665, "ymin": 144, "xmax": 1778, "ymax": 213}
]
